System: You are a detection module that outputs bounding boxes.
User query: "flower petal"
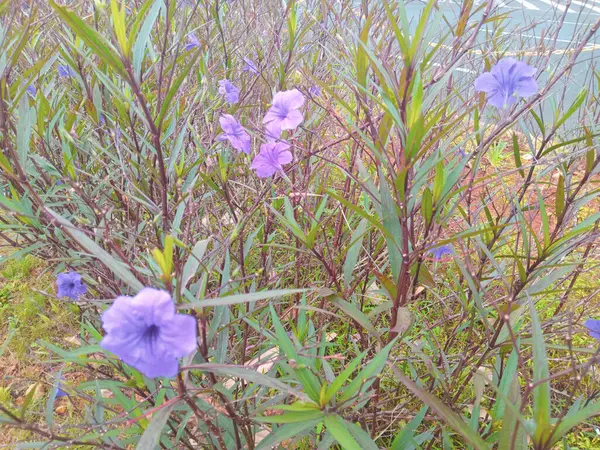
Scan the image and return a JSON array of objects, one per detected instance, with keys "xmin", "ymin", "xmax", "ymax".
[
  {"xmin": 279, "ymin": 109, "xmax": 304, "ymax": 131},
  {"xmin": 474, "ymin": 73, "xmax": 497, "ymax": 93},
  {"xmin": 515, "ymin": 77, "xmax": 538, "ymax": 98},
  {"xmin": 273, "ymin": 89, "xmax": 305, "ymax": 110},
  {"xmin": 585, "ymin": 319, "xmax": 600, "ymax": 339},
  {"xmin": 160, "ymin": 314, "xmax": 198, "ymax": 357}
]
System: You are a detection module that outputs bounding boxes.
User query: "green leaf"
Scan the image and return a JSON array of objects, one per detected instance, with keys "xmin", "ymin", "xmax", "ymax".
[
  {"xmin": 339, "ymin": 339, "xmax": 396, "ymax": 404},
  {"xmin": 270, "ymin": 305, "xmax": 322, "ymax": 403},
  {"xmin": 346, "ymin": 420, "xmax": 379, "ymax": 450},
  {"xmin": 132, "ymin": 0, "xmax": 162, "ymax": 78},
  {"xmin": 555, "ymin": 174, "xmax": 565, "ymax": 218},
  {"xmin": 156, "ymin": 48, "xmax": 202, "ymax": 128},
  {"xmin": 536, "ymin": 188, "xmax": 550, "ymax": 250},
  {"xmin": 330, "ymin": 295, "xmax": 381, "ymax": 339},
  {"xmin": 324, "ymin": 415, "xmax": 361, "ymax": 450},
  {"xmin": 512, "ymin": 133, "xmax": 524, "ymax": 178},
  {"xmin": 190, "ymin": 364, "xmax": 311, "ymax": 401},
  {"xmin": 422, "ymin": 187, "xmax": 433, "ymax": 225},
  {"xmin": 46, "ymin": 209, "xmax": 144, "ymax": 291},
  {"xmin": 391, "ymin": 366, "xmax": 490, "ymax": 449},
  {"xmin": 548, "ymin": 399, "xmax": 600, "ymax": 447},
  {"xmin": 255, "ymin": 410, "xmax": 324, "ymax": 424},
  {"xmin": 555, "ymin": 89, "xmax": 587, "ymax": 130},
  {"xmin": 407, "ymin": 71, "xmax": 423, "ymax": 128},
  {"xmin": 343, "ymin": 218, "xmax": 368, "ymax": 288},
  {"xmin": 498, "ymin": 377, "xmax": 527, "ymax": 450},
  {"xmin": 49, "ymin": 1, "xmax": 126, "ymax": 77},
  {"xmin": 136, "ymin": 401, "xmax": 177, "ymax": 449},
  {"xmin": 181, "ymin": 238, "xmax": 210, "ymax": 291},
  {"xmin": 110, "ymin": 0, "xmax": 129, "ymax": 57},
  {"xmin": 256, "ymin": 419, "xmax": 323, "ymax": 450},
  {"xmin": 17, "ymin": 94, "xmax": 34, "ymax": 169},
  {"xmin": 432, "ymin": 161, "xmax": 445, "ymax": 204},
  {"xmin": 391, "ymin": 406, "xmax": 429, "ymax": 450},
  {"xmin": 529, "ymin": 299, "xmax": 551, "ymax": 445},
  {"xmin": 324, "ymin": 349, "xmax": 368, "ymax": 404},
  {"xmin": 179, "ymin": 288, "xmax": 307, "ymax": 309},
  {"xmin": 356, "ymin": 16, "xmax": 372, "ymax": 89}
]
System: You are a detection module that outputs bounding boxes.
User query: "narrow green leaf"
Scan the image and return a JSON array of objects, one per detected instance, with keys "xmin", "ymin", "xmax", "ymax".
[
  {"xmin": 46, "ymin": 209, "xmax": 144, "ymax": 291},
  {"xmin": 529, "ymin": 299, "xmax": 551, "ymax": 445},
  {"xmin": 136, "ymin": 401, "xmax": 177, "ymax": 449},
  {"xmin": 49, "ymin": 1, "xmax": 126, "ymax": 76},
  {"xmin": 180, "ymin": 288, "xmax": 307, "ymax": 309},
  {"xmin": 181, "ymin": 238, "xmax": 210, "ymax": 290},
  {"xmin": 555, "ymin": 89, "xmax": 587, "ymax": 130},
  {"xmin": 512, "ymin": 133, "xmax": 524, "ymax": 178},
  {"xmin": 356, "ymin": 16, "xmax": 372, "ymax": 89},
  {"xmin": 255, "ymin": 410, "xmax": 324, "ymax": 424},
  {"xmin": 256, "ymin": 419, "xmax": 322, "ymax": 450},
  {"xmin": 391, "ymin": 366, "xmax": 490, "ymax": 449},
  {"xmin": 156, "ymin": 48, "xmax": 201, "ymax": 127},
  {"xmin": 432, "ymin": 161, "xmax": 445, "ymax": 204},
  {"xmin": 339, "ymin": 339, "xmax": 396, "ymax": 403},
  {"xmin": 324, "ymin": 415, "xmax": 361, "ymax": 450},
  {"xmin": 330, "ymin": 295, "xmax": 380, "ymax": 339},
  {"xmin": 555, "ymin": 174, "xmax": 565, "ymax": 218},
  {"xmin": 17, "ymin": 94, "xmax": 34, "ymax": 169},
  {"xmin": 324, "ymin": 349, "xmax": 368, "ymax": 404},
  {"xmin": 132, "ymin": 0, "xmax": 162, "ymax": 78},
  {"xmin": 391, "ymin": 406, "xmax": 429, "ymax": 450},
  {"xmin": 343, "ymin": 219, "xmax": 368, "ymax": 288},
  {"xmin": 422, "ymin": 187, "xmax": 433, "ymax": 225}
]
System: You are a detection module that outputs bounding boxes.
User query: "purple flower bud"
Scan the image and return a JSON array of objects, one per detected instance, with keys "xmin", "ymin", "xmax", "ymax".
[
  {"xmin": 58, "ymin": 65, "xmax": 76, "ymax": 78},
  {"xmin": 474, "ymin": 58, "xmax": 538, "ymax": 109},
  {"xmin": 55, "ymin": 376, "xmax": 68, "ymax": 398},
  {"xmin": 430, "ymin": 245, "xmax": 452, "ymax": 260},
  {"xmin": 243, "ymin": 57, "xmax": 259, "ymax": 75},
  {"xmin": 185, "ymin": 33, "xmax": 200, "ymax": 51},
  {"xmin": 218, "ymin": 79, "xmax": 240, "ymax": 104},
  {"xmin": 585, "ymin": 319, "xmax": 600, "ymax": 339},
  {"xmin": 309, "ymin": 85, "xmax": 322, "ymax": 97},
  {"xmin": 250, "ymin": 141, "xmax": 293, "ymax": 178},
  {"xmin": 26, "ymin": 85, "xmax": 36, "ymax": 96},
  {"xmin": 56, "ymin": 272, "xmax": 87, "ymax": 300},
  {"xmin": 217, "ymin": 114, "xmax": 251, "ymax": 154},
  {"xmin": 100, "ymin": 288, "xmax": 197, "ymax": 379}
]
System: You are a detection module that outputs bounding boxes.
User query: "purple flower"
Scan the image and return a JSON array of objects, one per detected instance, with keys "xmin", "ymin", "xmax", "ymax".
[
  {"xmin": 56, "ymin": 272, "xmax": 87, "ymax": 300},
  {"xmin": 100, "ymin": 288, "xmax": 197, "ymax": 379},
  {"xmin": 55, "ymin": 376, "xmax": 68, "ymax": 398},
  {"xmin": 262, "ymin": 89, "xmax": 305, "ymax": 139},
  {"xmin": 243, "ymin": 57, "xmax": 259, "ymax": 75},
  {"xmin": 58, "ymin": 65, "xmax": 75, "ymax": 78},
  {"xmin": 185, "ymin": 33, "xmax": 200, "ymax": 51},
  {"xmin": 250, "ymin": 141, "xmax": 293, "ymax": 178},
  {"xmin": 26, "ymin": 85, "xmax": 36, "ymax": 96},
  {"xmin": 217, "ymin": 114, "xmax": 251, "ymax": 154},
  {"xmin": 474, "ymin": 58, "xmax": 538, "ymax": 109},
  {"xmin": 218, "ymin": 79, "xmax": 240, "ymax": 104},
  {"xmin": 309, "ymin": 85, "xmax": 322, "ymax": 97},
  {"xmin": 584, "ymin": 319, "xmax": 600, "ymax": 339},
  {"xmin": 430, "ymin": 245, "xmax": 452, "ymax": 260}
]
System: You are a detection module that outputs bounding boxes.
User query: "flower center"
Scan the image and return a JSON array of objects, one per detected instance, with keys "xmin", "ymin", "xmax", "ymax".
[{"xmin": 144, "ymin": 325, "xmax": 160, "ymax": 341}]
